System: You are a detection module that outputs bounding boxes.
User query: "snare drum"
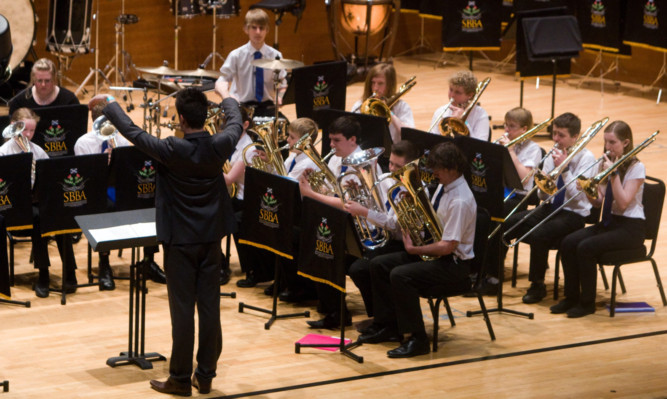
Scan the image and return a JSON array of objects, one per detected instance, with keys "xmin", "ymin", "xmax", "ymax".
[
  {"xmin": 46, "ymin": 0, "xmax": 93, "ymax": 54},
  {"xmin": 205, "ymin": 0, "xmax": 241, "ymax": 18},
  {"xmin": 172, "ymin": 0, "xmax": 205, "ymax": 18},
  {"xmin": 0, "ymin": 0, "xmax": 37, "ymax": 69}
]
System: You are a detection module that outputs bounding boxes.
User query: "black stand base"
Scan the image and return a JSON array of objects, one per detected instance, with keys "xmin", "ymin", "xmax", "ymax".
[
  {"xmin": 2, "ymin": 380, "xmax": 7, "ymax": 392},
  {"xmin": 220, "ymin": 291, "xmax": 236, "ymax": 298},
  {"xmin": 106, "ymin": 351, "xmax": 166, "ymax": 370},
  {"xmin": 238, "ymin": 258, "xmax": 309, "ymax": 330},
  {"xmin": 294, "ymin": 292, "xmax": 363, "ymax": 363},
  {"xmin": 0, "ymin": 298, "xmax": 30, "ymax": 308}
]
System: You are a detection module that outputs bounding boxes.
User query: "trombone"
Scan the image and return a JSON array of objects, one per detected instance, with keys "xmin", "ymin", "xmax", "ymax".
[
  {"xmin": 359, "ymin": 76, "xmax": 417, "ymax": 124},
  {"xmin": 428, "ymin": 98, "xmax": 454, "ymax": 132},
  {"xmin": 439, "ymin": 77, "xmax": 491, "ymax": 138}
]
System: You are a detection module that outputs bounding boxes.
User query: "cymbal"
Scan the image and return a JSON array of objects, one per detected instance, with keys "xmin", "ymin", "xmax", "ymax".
[
  {"xmin": 251, "ymin": 58, "xmax": 304, "ymax": 70},
  {"xmin": 136, "ymin": 65, "xmax": 182, "ymax": 76},
  {"xmin": 181, "ymin": 68, "xmax": 223, "ymax": 79}
]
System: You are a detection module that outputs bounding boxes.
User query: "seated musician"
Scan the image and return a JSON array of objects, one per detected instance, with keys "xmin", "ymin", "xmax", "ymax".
[
  {"xmin": 0, "ymin": 108, "xmax": 76, "ymax": 298},
  {"xmin": 351, "ymin": 63, "xmax": 415, "ymax": 143},
  {"xmin": 428, "ymin": 70, "xmax": 489, "ymax": 141},
  {"xmin": 555, "ymin": 121, "xmax": 646, "ymax": 318},
  {"xmin": 360, "ymin": 142, "xmax": 476, "ymax": 358},
  {"xmin": 8, "ymin": 58, "xmax": 80, "ymax": 115},
  {"xmin": 217, "ymin": 9, "xmax": 287, "ymax": 117},
  {"xmin": 74, "ymin": 96, "xmax": 166, "ymax": 290},
  {"xmin": 503, "ymin": 113, "xmax": 596, "ymax": 304},
  {"xmin": 306, "ymin": 140, "xmax": 420, "ymax": 329},
  {"xmin": 482, "ymin": 107, "xmax": 543, "ymax": 295}
]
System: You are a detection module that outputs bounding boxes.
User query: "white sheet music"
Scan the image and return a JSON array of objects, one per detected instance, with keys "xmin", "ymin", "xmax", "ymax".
[{"xmin": 88, "ymin": 222, "xmax": 156, "ymax": 243}]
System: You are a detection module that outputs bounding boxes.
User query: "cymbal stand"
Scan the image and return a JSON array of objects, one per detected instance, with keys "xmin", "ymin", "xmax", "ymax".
[
  {"xmin": 174, "ymin": 7, "xmax": 181, "ymax": 69},
  {"xmin": 77, "ymin": 0, "xmax": 111, "ymax": 96},
  {"xmin": 103, "ymin": 0, "xmax": 138, "ymax": 110},
  {"xmin": 395, "ymin": 15, "xmax": 435, "ymax": 57},
  {"xmin": 201, "ymin": 1, "xmax": 225, "ymax": 70}
]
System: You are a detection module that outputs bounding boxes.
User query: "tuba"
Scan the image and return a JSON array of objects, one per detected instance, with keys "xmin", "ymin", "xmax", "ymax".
[
  {"xmin": 242, "ymin": 122, "xmax": 288, "ymax": 176},
  {"xmin": 383, "ymin": 158, "xmax": 443, "ymax": 261},
  {"xmin": 338, "ymin": 148, "xmax": 388, "ymax": 250},
  {"xmin": 360, "ymin": 76, "xmax": 416, "ymax": 124},
  {"xmin": 93, "ymin": 115, "xmax": 118, "ymax": 149},
  {"xmin": 439, "ymin": 77, "xmax": 491, "ymax": 138}
]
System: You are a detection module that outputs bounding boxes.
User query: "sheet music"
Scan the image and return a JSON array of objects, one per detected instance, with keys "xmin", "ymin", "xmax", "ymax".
[{"xmin": 89, "ymin": 222, "xmax": 156, "ymax": 243}]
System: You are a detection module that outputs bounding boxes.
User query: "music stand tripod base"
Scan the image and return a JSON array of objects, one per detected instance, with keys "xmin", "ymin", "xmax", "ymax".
[
  {"xmin": 2, "ymin": 380, "xmax": 7, "ymax": 392},
  {"xmin": 0, "ymin": 297, "xmax": 30, "ymax": 308},
  {"xmin": 107, "ymin": 351, "xmax": 166, "ymax": 370}
]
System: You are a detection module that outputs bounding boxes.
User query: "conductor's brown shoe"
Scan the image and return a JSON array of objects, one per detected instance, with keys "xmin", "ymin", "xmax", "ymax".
[
  {"xmin": 150, "ymin": 378, "xmax": 192, "ymax": 396},
  {"xmin": 192, "ymin": 374, "xmax": 212, "ymax": 394}
]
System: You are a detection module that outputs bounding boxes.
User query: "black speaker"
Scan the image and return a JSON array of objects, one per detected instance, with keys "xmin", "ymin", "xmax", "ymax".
[{"xmin": 522, "ymin": 16, "xmax": 582, "ymax": 61}]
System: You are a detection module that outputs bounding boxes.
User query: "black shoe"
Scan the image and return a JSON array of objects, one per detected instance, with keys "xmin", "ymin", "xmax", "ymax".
[
  {"xmin": 146, "ymin": 261, "xmax": 167, "ymax": 284},
  {"xmin": 307, "ymin": 313, "xmax": 352, "ymax": 330},
  {"xmin": 99, "ymin": 264, "xmax": 115, "ymax": 291},
  {"xmin": 236, "ymin": 272, "xmax": 258, "ymax": 288},
  {"xmin": 566, "ymin": 304, "xmax": 595, "ymax": 318},
  {"xmin": 387, "ymin": 335, "xmax": 430, "ymax": 358},
  {"xmin": 219, "ymin": 267, "xmax": 231, "ymax": 286},
  {"xmin": 358, "ymin": 326, "xmax": 402, "ymax": 344},
  {"xmin": 522, "ymin": 282, "xmax": 546, "ymax": 304},
  {"xmin": 357, "ymin": 322, "xmax": 382, "ymax": 335},
  {"xmin": 34, "ymin": 281, "xmax": 50, "ymax": 298},
  {"xmin": 263, "ymin": 283, "xmax": 275, "ymax": 296},
  {"xmin": 150, "ymin": 378, "xmax": 192, "ymax": 396},
  {"xmin": 191, "ymin": 374, "xmax": 211, "ymax": 394},
  {"xmin": 550, "ymin": 299, "xmax": 579, "ymax": 314},
  {"xmin": 64, "ymin": 275, "xmax": 78, "ymax": 294}
]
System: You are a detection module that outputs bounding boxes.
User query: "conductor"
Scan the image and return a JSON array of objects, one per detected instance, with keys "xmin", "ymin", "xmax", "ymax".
[{"xmin": 101, "ymin": 81, "xmax": 243, "ymax": 396}]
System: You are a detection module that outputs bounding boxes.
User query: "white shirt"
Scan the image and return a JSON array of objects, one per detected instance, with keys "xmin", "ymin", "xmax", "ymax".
[
  {"xmin": 74, "ymin": 130, "xmax": 130, "ymax": 155},
  {"xmin": 512, "ymin": 140, "xmax": 543, "ymax": 194},
  {"xmin": 429, "ymin": 104, "xmax": 489, "ymax": 142},
  {"xmin": 219, "ymin": 42, "xmax": 286, "ymax": 103},
  {"xmin": 229, "ymin": 133, "xmax": 254, "ymax": 200},
  {"xmin": 351, "ymin": 99, "xmax": 415, "ymax": 143},
  {"xmin": 431, "ymin": 175, "xmax": 476, "ymax": 260},
  {"xmin": 0, "ymin": 139, "xmax": 49, "ymax": 187},
  {"xmin": 611, "ymin": 161, "xmax": 645, "ymax": 219},
  {"xmin": 538, "ymin": 148, "xmax": 596, "ymax": 217},
  {"xmin": 367, "ymin": 172, "xmax": 401, "ymax": 236},
  {"xmin": 284, "ymin": 151, "xmax": 317, "ymax": 180}
]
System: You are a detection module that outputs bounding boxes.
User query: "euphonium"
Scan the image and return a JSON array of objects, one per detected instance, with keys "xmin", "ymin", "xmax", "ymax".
[
  {"xmin": 578, "ymin": 130, "xmax": 660, "ymax": 200},
  {"xmin": 204, "ymin": 103, "xmax": 225, "ymax": 136},
  {"xmin": 360, "ymin": 76, "xmax": 417, "ymax": 124},
  {"xmin": 93, "ymin": 115, "xmax": 118, "ymax": 149},
  {"xmin": 242, "ymin": 122, "xmax": 288, "ymax": 176},
  {"xmin": 385, "ymin": 158, "xmax": 443, "ymax": 261},
  {"xmin": 292, "ymin": 133, "xmax": 341, "ymax": 197},
  {"xmin": 338, "ymin": 147, "xmax": 388, "ymax": 250},
  {"xmin": 3, "ymin": 121, "xmax": 36, "ymax": 186},
  {"xmin": 439, "ymin": 77, "xmax": 491, "ymax": 138},
  {"xmin": 222, "ymin": 160, "xmax": 237, "ymax": 198}
]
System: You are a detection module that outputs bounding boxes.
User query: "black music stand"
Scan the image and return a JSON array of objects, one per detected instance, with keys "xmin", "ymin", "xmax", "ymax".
[
  {"xmin": 237, "ymin": 168, "xmax": 309, "ymax": 329},
  {"xmin": 313, "ymin": 109, "xmax": 392, "ymax": 158},
  {"xmin": 30, "ymin": 105, "xmax": 88, "ymax": 158},
  {"xmin": 75, "ymin": 208, "xmax": 166, "ymax": 370},
  {"xmin": 400, "ymin": 127, "xmax": 452, "ymax": 194},
  {"xmin": 34, "ymin": 154, "xmax": 108, "ymax": 304},
  {"xmin": 294, "ymin": 197, "xmax": 364, "ymax": 363},
  {"xmin": 290, "ymin": 61, "xmax": 347, "ymax": 119}
]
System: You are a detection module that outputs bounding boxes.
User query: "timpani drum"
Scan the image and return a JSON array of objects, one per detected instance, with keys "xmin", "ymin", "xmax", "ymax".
[
  {"xmin": 172, "ymin": 0, "xmax": 205, "ymax": 18},
  {"xmin": 46, "ymin": 0, "xmax": 93, "ymax": 54},
  {"xmin": 0, "ymin": 0, "xmax": 36, "ymax": 69},
  {"xmin": 205, "ymin": 0, "xmax": 241, "ymax": 18}
]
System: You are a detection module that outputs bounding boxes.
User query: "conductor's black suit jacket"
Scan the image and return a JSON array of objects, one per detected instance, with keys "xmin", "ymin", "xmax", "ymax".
[{"xmin": 103, "ymin": 98, "xmax": 243, "ymax": 245}]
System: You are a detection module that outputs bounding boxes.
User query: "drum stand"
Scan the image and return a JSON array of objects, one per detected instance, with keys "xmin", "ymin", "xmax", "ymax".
[
  {"xmin": 76, "ymin": 0, "xmax": 110, "ymax": 96},
  {"xmin": 103, "ymin": 0, "xmax": 138, "ymax": 109},
  {"xmin": 201, "ymin": 1, "xmax": 225, "ymax": 70}
]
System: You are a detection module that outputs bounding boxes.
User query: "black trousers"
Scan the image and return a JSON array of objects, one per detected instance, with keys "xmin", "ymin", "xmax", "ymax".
[
  {"xmin": 163, "ymin": 241, "xmax": 222, "ymax": 383},
  {"xmin": 504, "ymin": 205, "xmax": 584, "ymax": 283},
  {"xmin": 369, "ymin": 251, "xmax": 470, "ymax": 335},
  {"xmin": 486, "ymin": 194, "xmax": 526, "ymax": 278},
  {"xmin": 560, "ymin": 216, "xmax": 645, "ymax": 307},
  {"xmin": 31, "ymin": 206, "xmax": 77, "ymax": 274}
]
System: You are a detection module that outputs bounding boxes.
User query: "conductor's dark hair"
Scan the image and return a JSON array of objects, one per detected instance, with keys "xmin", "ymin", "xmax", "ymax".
[
  {"xmin": 427, "ymin": 142, "xmax": 468, "ymax": 174},
  {"xmin": 175, "ymin": 87, "xmax": 208, "ymax": 130},
  {"xmin": 328, "ymin": 115, "xmax": 361, "ymax": 140}
]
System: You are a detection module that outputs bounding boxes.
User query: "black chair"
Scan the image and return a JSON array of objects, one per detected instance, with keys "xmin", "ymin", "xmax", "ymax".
[
  {"xmin": 597, "ymin": 176, "xmax": 666, "ymax": 317},
  {"xmin": 420, "ymin": 207, "xmax": 496, "ymax": 352},
  {"xmin": 249, "ymin": 0, "xmax": 306, "ymax": 50}
]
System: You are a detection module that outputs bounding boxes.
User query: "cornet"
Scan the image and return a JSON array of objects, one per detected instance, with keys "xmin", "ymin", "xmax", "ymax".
[{"xmin": 93, "ymin": 115, "xmax": 119, "ymax": 149}]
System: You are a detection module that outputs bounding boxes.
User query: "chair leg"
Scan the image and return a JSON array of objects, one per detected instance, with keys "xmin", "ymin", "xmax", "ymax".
[
  {"xmin": 599, "ymin": 264, "xmax": 610, "ymax": 290},
  {"xmin": 443, "ymin": 297, "xmax": 456, "ymax": 327},
  {"xmin": 617, "ymin": 269, "xmax": 627, "ymax": 294},
  {"xmin": 9, "ymin": 236, "xmax": 15, "ymax": 287},
  {"xmin": 609, "ymin": 265, "xmax": 620, "ymax": 317},
  {"xmin": 427, "ymin": 298, "xmax": 439, "ymax": 352},
  {"xmin": 650, "ymin": 259, "xmax": 667, "ymax": 306},
  {"xmin": 511, "ymin": 244, "xmax": 519, "ymax": 287},
  {"xmin": 553, "ymin": 251, "xmax": 561, "ymax": 300},
  {"xmin": 476, "ymin": 293, "xmax": 496, "ymax": 340}
]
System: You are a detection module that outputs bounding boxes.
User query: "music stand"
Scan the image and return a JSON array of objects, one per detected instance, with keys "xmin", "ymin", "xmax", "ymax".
[
  {"xmin": 237, "ymin": 168, "xmax": 309, "ymax": 329},
  {"xmin": 0, "ymin": 215, "xmax": 29, "ymax": 308},
  {"xmin": 313, "ymin": 109, "xmax": 392, "ymax": 158},
  {"xmin": 30, "ymin": 105, "xmax": 88, "ymax": 158},
  {"xmin": 34, "ymin": 154, "xmax": 108, "ymax": 304},
  {"xmin": 290, "ymin": 61, "xmax": 347, "ymax": 119},
  {"xmin": 75, "ymin": 208, "xmax": 166, "ymax": 370},
  {"xmin": 294, "ymin": 197, "xmax": 364, "ymax": 363}
]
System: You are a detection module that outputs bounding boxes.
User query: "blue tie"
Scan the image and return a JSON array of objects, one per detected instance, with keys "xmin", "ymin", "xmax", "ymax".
[
  {"xmin": 340, "ymin": 165, "xmax": 348, "ymax": 174},
  {"xmin": 432, "ymin": 186, "xmax": 445, "ymax": 211},
  {"xmin": 288, "ymin": 157, "xmax": 297, "ymax": 173},
  {"xmin": 552, "ymin": 175, "xmax": 565, "ymax": 209},
  {"xmin": 385, "ymin": 187, "xmax": 400, "ymax": 211},
  {"xmin": 254, "ymin": 51, "xmax": 263, "ymax": 102},
  {"xmin": 101, "ymin": 141, "xmax": 109, "ymax": 153},
  {"xmin": 601, "ymin": 183, "xmax": 614, "ymax": 227}
]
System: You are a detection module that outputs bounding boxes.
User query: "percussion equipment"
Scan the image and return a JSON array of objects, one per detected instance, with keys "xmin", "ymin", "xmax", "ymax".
[
  {"xmin": 172, "ymin": 0, "xmax": 205, "ymax": 18},
  {"xmin": 205, "ymin": 0, "xmax": 241, "ymax": 18},
  {"xmin": 46, "ymin": 0, "xmax": 93, "ymax": 55},
  {"xmin": 136, "ymin": 63, "xmax": 183, "ymax": 77},
  {"xmin": 360, "ymin": 76, "xmax": 416, "ymax": 124},
  {"xmin": 340, "ymin": 0, "xmax": 393, "ymax": 35},
  {"xmin": 251, "ymin": 58, "xmax": 305, "ymax": 71},
  {"xmin": 0, "ymin": 0, "xmax": 36, "ymax": 70},
  {"xmin": 181, "ymin": 67, "xmax": 223, "ymax": 80}
]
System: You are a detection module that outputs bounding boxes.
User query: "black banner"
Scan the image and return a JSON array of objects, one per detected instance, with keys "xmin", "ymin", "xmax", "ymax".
[
  {"xmin": 31, "ymin": 105, "xmax": 88, "ymax": 158},
  {"xmin": 623, "ymin": 0, "xmax": 667, "ymax": 51},
  {"xmin": 35, "ymin": 154, "xmax": 109, "ymax": 236},
  {"xmin": 400, "ymin": 0, "xmax": 421, "ymax": 12},
  {"xmin": 297, "ymin": 197, "xmax": 361, "ymax": 292},
  {"xmin": 0, "ymin": 153, "xmax": 33, "ymax": 230},
  {"xmin": 577, "ymin": 0, "xmax": 630, "ymax": 53},
  {"xmin": 515, "ymin": 6, "xmax": 572, "ymax": 77},
  {"xmin": 0, "ymin": 215, "xmax": 9, "ymax": 299},
  {"xmin": 109, "ymin": 146, "xmax": 157, "ymax": 211},
  {"xmin": 239, "ymin": 167, "xmax": 301, "ymax": 259},
  {"xmin": 442, "ymin": 0, "xmax": 502, "ymax": 51},
  {"xmin": 292, "ymin": 61, "xmax": 347, "ymax": 120}
]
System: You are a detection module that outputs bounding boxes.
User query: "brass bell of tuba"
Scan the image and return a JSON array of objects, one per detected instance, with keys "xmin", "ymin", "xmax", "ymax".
[
  {"xmin": 439, "ymin": 77, "xmax": 491, "ymax": 138},
  {"xmin": 360, "ymin": 76, "xmax": 416, "ymax": 124}
]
